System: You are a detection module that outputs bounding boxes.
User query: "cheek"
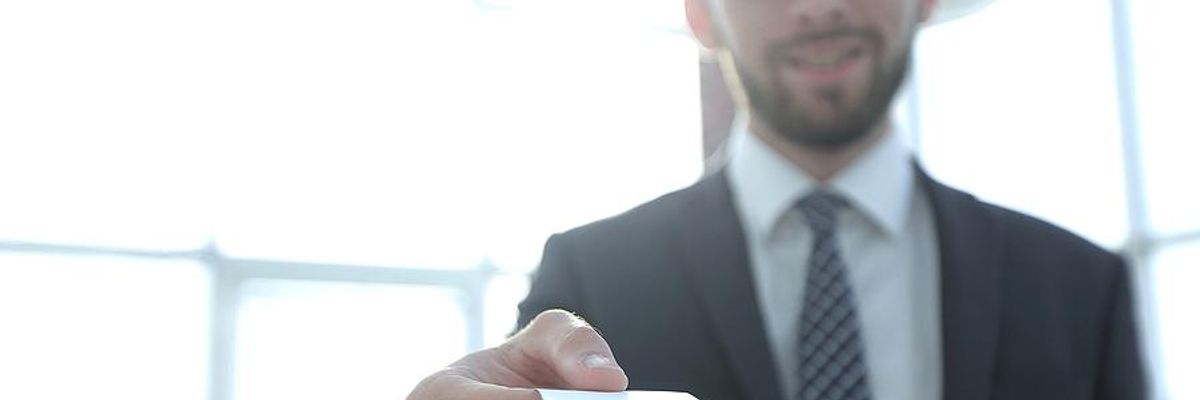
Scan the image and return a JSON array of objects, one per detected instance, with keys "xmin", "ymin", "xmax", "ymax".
[
  {"xmin": 866, "ymin": 21, "xmax": 917, "ymax": 71},
  {"xmin": 722, "ymin": 35, "xmax": 775, "ymax": 80},
  {"xmin": 720, "ymin": 3, "xmax": 794, "ymax": 50},
  {"xmin": 857, "ymin": 0, "xmax": 920, "ymax": 44}
]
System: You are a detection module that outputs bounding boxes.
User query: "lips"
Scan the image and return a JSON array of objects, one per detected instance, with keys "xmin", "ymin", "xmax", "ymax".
[
  {"xmin": 778, "ymin": 35, "xmax": 869, "ymax": 83},
  {"xmin": 782, "ymin": 36, "xmax": 866, "ymax": 71},
  {"xmin": 785, "ymin": 47, "xmax": 864, "ymax": 70}
]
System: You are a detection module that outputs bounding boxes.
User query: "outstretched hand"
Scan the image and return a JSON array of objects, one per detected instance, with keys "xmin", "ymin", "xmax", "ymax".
[{"xmin": 406, "ymin": 309, "xmax": 628, "ymax": 400}]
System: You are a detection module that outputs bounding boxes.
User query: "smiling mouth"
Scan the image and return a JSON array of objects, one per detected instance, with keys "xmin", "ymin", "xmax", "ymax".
[{"xmin": 784, "ymin": 46, "xmax": 865, "ymax": 71}]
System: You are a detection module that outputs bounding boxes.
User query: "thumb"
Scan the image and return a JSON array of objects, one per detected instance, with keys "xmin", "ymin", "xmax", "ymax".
[{"xmin": 513, "ymin": 310, "xmax": 628, "ymax": 392}]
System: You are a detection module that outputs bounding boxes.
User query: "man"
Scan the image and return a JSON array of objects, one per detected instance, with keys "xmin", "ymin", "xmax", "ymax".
[{"xmin": 408, "ymin": 0, "xmax": 1146, "ymax": 398}]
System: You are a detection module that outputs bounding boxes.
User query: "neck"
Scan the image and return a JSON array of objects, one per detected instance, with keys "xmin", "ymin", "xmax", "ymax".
[{"xmin": 748, "ymin": 115, "xmax": 893, "ymax": 182}]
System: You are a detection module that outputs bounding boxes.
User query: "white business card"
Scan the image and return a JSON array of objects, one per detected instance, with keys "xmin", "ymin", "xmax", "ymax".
[{"xmin": 536, "ymin": 389, "xmax": 698, "ymax": 400}]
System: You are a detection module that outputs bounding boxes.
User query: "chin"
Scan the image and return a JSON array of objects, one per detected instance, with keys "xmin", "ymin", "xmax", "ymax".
[{"xmin": 770, "ymin": 108, "xmax": 884, "ymax": 151}]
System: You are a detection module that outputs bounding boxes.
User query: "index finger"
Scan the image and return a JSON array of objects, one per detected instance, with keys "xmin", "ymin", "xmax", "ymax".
[{"xmin": 507, "ymin": 310, "xmax": 629, "ymax": 392}]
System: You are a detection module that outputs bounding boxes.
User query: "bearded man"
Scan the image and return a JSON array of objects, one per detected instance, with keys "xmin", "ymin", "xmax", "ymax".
[{"xmin": 407, "ymin": 0, "xmax": 1145, "ymax": 399}]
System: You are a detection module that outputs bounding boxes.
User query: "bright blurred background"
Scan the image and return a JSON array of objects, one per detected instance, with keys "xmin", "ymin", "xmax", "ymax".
[{"xmin": 0, "ymin": 0, "xmax": 1194, "ymax": 399}]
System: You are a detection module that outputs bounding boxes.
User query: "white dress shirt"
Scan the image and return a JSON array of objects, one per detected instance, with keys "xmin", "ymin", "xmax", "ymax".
[{"xmin": 727, "ymin": 123, "xmax": 943, "ymax": 400}]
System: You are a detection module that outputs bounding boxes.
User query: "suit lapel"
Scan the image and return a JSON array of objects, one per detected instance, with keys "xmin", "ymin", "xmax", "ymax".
[
  {"xmin": 918, "ymin": 167, "xmax": 1002, "ymax": 400},
  {"xmin": 676, "ymin": 171, "xmax": 783, "ymax": 400}
]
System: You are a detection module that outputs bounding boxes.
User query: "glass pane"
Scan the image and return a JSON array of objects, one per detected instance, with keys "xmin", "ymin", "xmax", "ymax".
[
  {"xmin": 473, "ymin": 21, "xmax": 702, "ymax": 274},
  {"xmin": 1149, "ymin": 241, "xmax": 1200, "ymax": 400},
  {"xmin": 2, "ymin": 0, "xmax": 701, "ymax": 270},
  {"xmin": 210, "ymin": 3, "xmax": 702, "ymax": 272},
  {"xmin": 0, "ymin": 253, "xmax": 210, "ymax": 400},
  {"xmin": 1129, "ymin": 1, "xmax": 1200, "ymax": 235},
  {"xmin": 0, "ymin": 1, "xmax": 214, "ymax": 251},
  {"xmin": 234, "ymin": 280, "xmax": 466, "ymax": 400},
  {"xmin": 478, "ymin": 0, "xmax": 686, "ymax": 32},
  {"xmin": 483, "ymin": 273, "xmax": 532, "ymax": 347},
  {"xmin": 914, "ymin": 0, "xmax": 1129, "ymax": 248},
  {"xmin": 207, "ymin": 0, "xmax": 491, "ymax": 270}
]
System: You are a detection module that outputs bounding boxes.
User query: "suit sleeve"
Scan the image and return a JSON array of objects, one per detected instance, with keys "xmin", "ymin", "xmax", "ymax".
[
  {"xmin": 1096, "ymin": 256, "xmax": 1147, "ymax": 400},
  {"xmin": 515, "ymin": 233, "xmax": 590, "ymax": 333}
]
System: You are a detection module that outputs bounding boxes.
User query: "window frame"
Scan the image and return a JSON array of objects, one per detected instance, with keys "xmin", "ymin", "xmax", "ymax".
[
  {"xmin": 0, "ymin": 240, "xmax": 495, "ymax": 400},
  {"xmin": 3, "ymin": 0, "xmax": 1197, "ymax": 399}
]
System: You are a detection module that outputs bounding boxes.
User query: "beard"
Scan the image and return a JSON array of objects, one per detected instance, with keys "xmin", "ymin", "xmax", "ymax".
[{"xmin": 733, "ymin": 28, "xmax": 912, "ymax": 150}]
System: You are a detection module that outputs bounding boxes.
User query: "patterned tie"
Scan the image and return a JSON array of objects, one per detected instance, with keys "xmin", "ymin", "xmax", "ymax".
[{"xmin": 795, "ymin": 192, "xmax": 872, "ymax": 400}]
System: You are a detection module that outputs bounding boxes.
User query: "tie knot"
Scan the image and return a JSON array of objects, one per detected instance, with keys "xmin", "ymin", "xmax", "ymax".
[{"xmin": 796, "ymin": 191, "xmax": 846, "ymax": 233}]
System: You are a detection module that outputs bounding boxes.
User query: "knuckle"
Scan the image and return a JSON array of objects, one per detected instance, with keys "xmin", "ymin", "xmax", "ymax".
[
  {"xmin": 563, "ymin": 324, "xmax": 601, "ymax": 341},
  {"xmin": 531, "ymin": 309, "xmax": 584, "ymax": 331},
  {"xmin": 556, "ymin": 324, "xmax": 606, "ymax": 356}
]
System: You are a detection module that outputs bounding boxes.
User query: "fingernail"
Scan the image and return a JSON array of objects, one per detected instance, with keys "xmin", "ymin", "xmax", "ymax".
[{"xmin": 582, "ymin": 353, "xmax": 618, "ymax": 369}]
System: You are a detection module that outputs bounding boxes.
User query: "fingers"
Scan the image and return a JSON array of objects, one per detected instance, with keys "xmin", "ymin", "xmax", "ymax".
[
  {"xmin": 406, "ymin": 309, "xmax": 627, "ymax": 400},
  {"xmin": 508, "ymin": 310, "xmax": 629, "ymax": 392},
  {"xmin": 407, "ymin": 366, "xmax": 541, "ymax": 400}
]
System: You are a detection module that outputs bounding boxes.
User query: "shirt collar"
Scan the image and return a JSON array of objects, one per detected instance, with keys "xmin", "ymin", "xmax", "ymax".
[{"xmin": 727, "ymin": 117, "xmax": 915, "ymax": 239}]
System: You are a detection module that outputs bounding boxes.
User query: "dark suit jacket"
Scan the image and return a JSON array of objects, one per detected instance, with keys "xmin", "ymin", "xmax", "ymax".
[{"xmin": 517, "ymin": 167, "xmax": 1145, "ymax": 400}]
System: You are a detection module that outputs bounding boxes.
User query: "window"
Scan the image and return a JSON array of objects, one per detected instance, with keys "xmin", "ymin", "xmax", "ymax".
[
  {"xmin": 1149, "ymin": 243, "xmax": 1200, "ymax": 399},
  {"xmin": 914, "ymin": 0, "xmax": 1198, "ymax": 397},
  {"xmin": 0, "ymin": 0, "xmax": 699, "ymax": 399},
  {"xmin": 914, "ymin": 0, "xmax": 1128, "ymax": 248},
  {"xmin": 1128, "ymin": 1, "xmax": 1200, "ymax": 237},
  {"xmin": 233, "ymin": 280, "xmax": 466, "ymax": 400},
  {"xmin": 0, "ymin": 254, "xmax": 210, "ymax": 400},
  {"xmin": 1128, "ymin": 1, "xmax": 1200, "ymax": 399},
  {"xmin": 1, "ymin": 0, "xmax": 1192, "ymax": 399}
]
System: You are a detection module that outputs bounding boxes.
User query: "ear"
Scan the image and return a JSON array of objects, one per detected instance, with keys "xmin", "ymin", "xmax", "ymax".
[
  {"xmin": 917, "ymin": 0, "xmax": 939, "ymax": 23},
  {"xmin": 685, "ymin": 0, "xmax": 720, "ymax": 49}
]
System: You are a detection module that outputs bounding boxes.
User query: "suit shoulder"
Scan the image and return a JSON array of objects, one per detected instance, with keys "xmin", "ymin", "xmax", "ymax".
[
  {"xmin": 978, "ymin": 200, "xmax": 1124, "ymax": 269},
  {"xmin": 558, "ymin": 175, "xmax": 707, "ymax": 244}
]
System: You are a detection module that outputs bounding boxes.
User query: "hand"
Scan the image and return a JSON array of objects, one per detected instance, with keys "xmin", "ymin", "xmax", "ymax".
[{"xmin": 406, "ymin": 309, "xmax": 628, "ymax": 400}]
